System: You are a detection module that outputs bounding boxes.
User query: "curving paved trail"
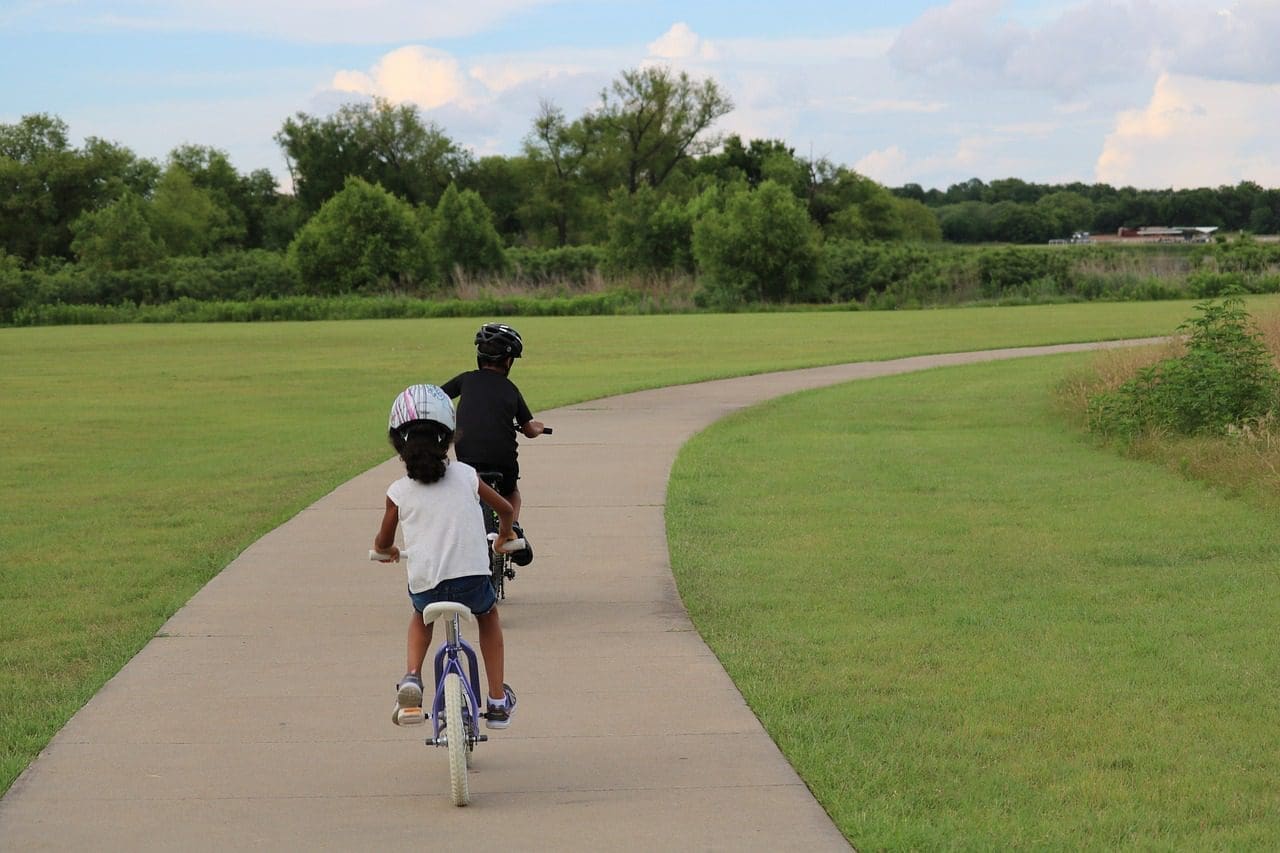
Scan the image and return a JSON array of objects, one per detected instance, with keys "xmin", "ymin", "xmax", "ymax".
[{"xmin": 0, "ymin": 340, "xmax": 1161, "ymax": 851}]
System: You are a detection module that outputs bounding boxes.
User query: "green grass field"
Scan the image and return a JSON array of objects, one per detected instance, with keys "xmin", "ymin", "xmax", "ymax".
[
  {"xmin": 1, "ymin": 298, "xmax": 1275, "ymax": 803},
  {"xmin": 666, "ymin": 355, "xmax": 1280, "ymax": 849}
]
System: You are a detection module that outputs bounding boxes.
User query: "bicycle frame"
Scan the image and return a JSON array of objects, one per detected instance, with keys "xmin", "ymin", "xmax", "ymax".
[
  {"xmin": 478, "ymin": 472, "xmax": 515, "ymax": 599},
  {"xmin": 427, "ymin": 612, "xmax": 487, "ymax": 748}
]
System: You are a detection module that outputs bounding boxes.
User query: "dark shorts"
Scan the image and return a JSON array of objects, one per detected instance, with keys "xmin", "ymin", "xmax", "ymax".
[
  {"xmin": 468, "ymin": 461, "xmax": 519, "ymax": 497},
  {"xmin": 408, "ymin": 574, "xmax": 496, "ymax": 617}
]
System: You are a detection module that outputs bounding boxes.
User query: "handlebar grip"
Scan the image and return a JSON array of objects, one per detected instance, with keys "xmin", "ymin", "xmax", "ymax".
[
  {"xmin": 485, "ymin": 534, "xmax": 527, "ymax": 553},
  {"xmin": 369, "ymin": 549, "xmax": 400, "ymax": 561},
  {"xmin": 542, "ymin": 426, "xmax": 552, "ymax": 435}
]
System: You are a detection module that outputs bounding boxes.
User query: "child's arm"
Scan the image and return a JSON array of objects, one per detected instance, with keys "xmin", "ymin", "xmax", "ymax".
[
  {"xmin": 372, "ymin": 496, "xmax": 401, "ymax": 562},
  {"xmin": 478, "ymin": 481, "xmax": 516, "ymax": 551}
]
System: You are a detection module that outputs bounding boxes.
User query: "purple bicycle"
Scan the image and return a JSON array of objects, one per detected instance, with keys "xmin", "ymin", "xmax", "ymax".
[{"xmin": 422, "ymin": 600, "xmax": 487, "ymax": 806}]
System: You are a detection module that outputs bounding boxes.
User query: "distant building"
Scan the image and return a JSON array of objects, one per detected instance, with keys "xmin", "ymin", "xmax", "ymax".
[{"xmin": 1116, "ymin": 226, "xmax": 1218, "ymax": 243}]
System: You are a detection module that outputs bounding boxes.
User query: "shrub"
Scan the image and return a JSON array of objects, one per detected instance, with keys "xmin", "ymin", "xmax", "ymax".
[
  {"xmin": 428, "ymin": 183, "xmax": 507, "ymax": 284},
  {"xmin": 1089, "ymin": 298, "xmax": 1280, "ymax": 438},
  {"xmin": 976, "ymin": 247, "xmax": 1074, "ymax": 298},
  {"xmin": 505, "ymin": 245, "xmax": 605, "ymax": 285},
  {"xmin": 69, "ymin": 192, "xmax": 165, "ymax": 271},
  {"xmin": 0, "ymin": 250, "xmax": 24, "ymax": 322},
  {"xmin": 288, "ymin": 177, "xmax": 428, "ymax": 294},
  {"xmin": 692, "ymin": 181, "xmax": 822, "ymax": 305}
]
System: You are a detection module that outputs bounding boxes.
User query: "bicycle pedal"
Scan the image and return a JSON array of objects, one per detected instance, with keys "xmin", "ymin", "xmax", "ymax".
[{"xmin": 394, "ymin": 707, "xmax": 426, "ymax": 726}]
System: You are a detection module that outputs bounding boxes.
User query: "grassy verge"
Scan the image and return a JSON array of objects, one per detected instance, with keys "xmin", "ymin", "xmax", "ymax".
[
  {"xmin": 1, "ymin": 297, "xmax": 1275, "ymax": 796},
  {"xmin": 666, "ymin": 355, "xmax": 1280, "ymax": 848}
]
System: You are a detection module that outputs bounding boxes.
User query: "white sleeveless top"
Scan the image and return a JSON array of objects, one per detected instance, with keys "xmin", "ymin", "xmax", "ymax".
[{"xmin": 387, "ymin": 462, "xmax": 489, "ymax": 593}]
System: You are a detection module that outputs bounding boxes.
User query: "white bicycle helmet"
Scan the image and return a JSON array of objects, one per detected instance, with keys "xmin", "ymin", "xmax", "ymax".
[{"xmin": 389, "ymin": 384, "xmax": 455, "ymax": 432}]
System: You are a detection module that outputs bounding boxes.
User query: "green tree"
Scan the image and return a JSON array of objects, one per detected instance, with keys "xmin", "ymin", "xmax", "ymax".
[
  {"xmin": 696, "ymin": 135, "xmax": 798, "ymax": 190},
  {"xmin": 604, "ymin": 184, "xmax": 694, "ymax": 273},
  {"xmin": 0, "ymin": 114, "xmax": 157, "ymax": 262},
  {"xmin": 0, "ymin": 249, "xmax": 26, "ymax": 322},
  {"xmin": 892, "ymin": 197, "xmax": 943, "ymax": 241},
  {"xmin": 1035, "ymin": 191, "xmax": 1095, "ymax": 237},
  {"xmin": 595, "ymin": 66, "xmax": 733, "ymax": 194},
  {"xmin": 521, "ymin": 101, "xmax": 603, "ymax": 246},
  {"xmin": 989, "ymin": 201, "xmax": 1056, "ymax": 243},
  {"xmin": 692, "ymin": 180, "xmax": 821, "ymax": 304},
  {"xmin": 428, "ymin": 183, "xmax": 507, "ymax": 284},
  {"xmin": 167, "ymin": 144, "xmax": 292, "ymax": 249},
  {"xmin": 288, "ymin": 177, "xmax": 427, "ymax": 293},
  {"xmin": 458, "ymin": 154, "xmax": 529, "ymax": 243},
  {"xmin": 276, "ymin": 98, "xmax": 469, "ymax": 213},
  {"xmin": 147, "ymin": 164, "xmax": 242, "ymax": 256},
  {"xmin": 69, "ymin": 192, "xmax": 165, "ymax": 271}
]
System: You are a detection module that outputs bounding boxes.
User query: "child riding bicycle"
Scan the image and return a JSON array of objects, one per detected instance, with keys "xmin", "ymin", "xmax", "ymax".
[
  {"xmin": 441, "ymin": 322, "xmax": 545, "ymax": 566},
  {"xmin": 372, "ymin": 384, "xmax": 518, "ymax": 729}
]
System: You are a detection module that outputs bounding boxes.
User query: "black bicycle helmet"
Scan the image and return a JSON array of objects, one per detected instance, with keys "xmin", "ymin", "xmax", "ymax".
[{"xmin": 475, "ymin": 322, "xmax": 523, "ymax": 360}]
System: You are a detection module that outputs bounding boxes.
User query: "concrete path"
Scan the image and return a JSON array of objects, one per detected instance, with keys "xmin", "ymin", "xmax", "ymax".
[{"xmin": 0, "ymin": 340, "xmax": 1160, "ymax": 851}]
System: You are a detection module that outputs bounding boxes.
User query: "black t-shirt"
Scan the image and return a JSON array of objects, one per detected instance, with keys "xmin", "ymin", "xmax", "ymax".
[{"xmin": 440, "ymin": 369, "xmax": 533, "ymax": 467}]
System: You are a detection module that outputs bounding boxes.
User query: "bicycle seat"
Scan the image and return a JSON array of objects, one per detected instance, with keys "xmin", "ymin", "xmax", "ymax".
[
  {"xmin": 421, "ymin": 601, "xmax": 475, "ymax": 625},
  {"xmin": 476, "ymin": 470, "xmax": 504, "ymax": 488}
]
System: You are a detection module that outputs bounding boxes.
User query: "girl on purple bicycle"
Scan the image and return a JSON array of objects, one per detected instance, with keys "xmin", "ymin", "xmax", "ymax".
[{"xmin": 372, "ymin": 384, "xmax": 518, "ymax": 729}]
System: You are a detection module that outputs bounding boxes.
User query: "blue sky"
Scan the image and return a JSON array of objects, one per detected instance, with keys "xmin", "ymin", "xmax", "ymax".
[{"xmin": 4, "ymin": 1, "xmax": 1279, "ymax": 191}]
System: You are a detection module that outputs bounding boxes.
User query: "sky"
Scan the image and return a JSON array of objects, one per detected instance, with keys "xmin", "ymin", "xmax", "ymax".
[{"xmin": 3, "ymin": 0, "xmax": 1280, "ymax": 192}]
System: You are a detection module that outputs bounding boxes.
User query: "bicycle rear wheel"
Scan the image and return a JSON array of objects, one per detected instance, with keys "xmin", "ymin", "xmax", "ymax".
[{"xmin": 443, "ymin": 673, "xmax": 470, "ymax": 806}]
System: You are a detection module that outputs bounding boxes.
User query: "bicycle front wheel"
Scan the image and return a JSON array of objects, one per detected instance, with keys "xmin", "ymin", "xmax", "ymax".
[{"xmin": 443, "ymin": 673, "xmax": 470, "ymax": 806}]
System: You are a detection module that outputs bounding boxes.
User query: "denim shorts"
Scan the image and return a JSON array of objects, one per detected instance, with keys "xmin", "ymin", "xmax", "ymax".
[{"xmin": 409, "ymin": 574, "xmax": 496, "ymax": 616}]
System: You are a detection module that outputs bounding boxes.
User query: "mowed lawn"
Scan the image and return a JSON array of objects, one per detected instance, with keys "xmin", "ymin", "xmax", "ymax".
[
  {"xmin": 0, "ymin": 298, "xmax": 1271, "ymax": 797},
  {"xmin": 667, "ymin": 354, "xmax": 1280, "ymax": 849}
]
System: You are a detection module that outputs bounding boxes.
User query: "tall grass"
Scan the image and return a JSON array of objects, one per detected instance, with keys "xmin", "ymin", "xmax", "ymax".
[{"xmin": 1057, "ymin": 305, "xmax": 1280, "ymax": 504}]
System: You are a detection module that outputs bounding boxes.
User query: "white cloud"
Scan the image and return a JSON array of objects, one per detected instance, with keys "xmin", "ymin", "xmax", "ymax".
[
  {"xmin": 648, "ymin": 22, "xmax": 719, "ymax": 61},
  {"xmin": 1095, "ymin": 73, "xmax": 1280, "ymax": 187},
  {"xmin": 890, "ymin": 0, "xmax": 1280, "ymax": 97},
  {"xmin": 855, "ymin": 145, "xmax": 911, "ymax": 184},
  {"xmin": 331, "ymin": 46, "xmax": 472, "ymax": 110}
]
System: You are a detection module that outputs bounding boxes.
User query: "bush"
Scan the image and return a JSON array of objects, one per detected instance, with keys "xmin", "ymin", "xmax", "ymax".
[
  {"xmin": 505, "ymin": 245, "xmax": 605, "ymax": 285},
  {"xmin": 163, "ymin": 251, "xmax": 302, "ymax": 301},
  {"xmin": 692, "ymin": 181, "xmax": 822, "ymax": 305},
  {"xmin": 605, "ymin": 186, "xmax": 695, "ymax": 274},
  {"xmin": 288, "ymin": 177, "xmax": 428, "ymax": 294},
  {"xmin": 976, "ymin": 247, "xmax": 1074, "ymax": 298},
  {"xmin": 0, "ymin": 250, "xmax": 24, "ymax": 322},
  {"xmin": 9, "ymin": 289, "xmax": 654, "ymax": 326},
  {"xmin": 1089, "ymin": 298, "xmax": 1280, "ymax": 438},
  {"xmin": 429, "ymin": 183, "xmax": 507, "ymax": 284}
]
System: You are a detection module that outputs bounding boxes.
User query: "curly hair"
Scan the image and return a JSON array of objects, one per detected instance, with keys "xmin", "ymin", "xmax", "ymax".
[{"xmin": 389, "ymin": 420, "xmax": 453, "ymax": 484}]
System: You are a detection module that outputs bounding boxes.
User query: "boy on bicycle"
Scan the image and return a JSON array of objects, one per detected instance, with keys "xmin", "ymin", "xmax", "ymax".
[{"xmin": 441, "ymin": 322, "xmax": 545, "ymax": 566}]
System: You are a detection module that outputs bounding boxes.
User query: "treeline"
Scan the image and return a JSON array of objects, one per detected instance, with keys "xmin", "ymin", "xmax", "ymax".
[
  {"xmin": 892, "ymin": 178, "xmax": 1280, "ymax": 243},
  {"xmin": 3, "ymin": 64, "xmax": 1280, "ymax": 325}
]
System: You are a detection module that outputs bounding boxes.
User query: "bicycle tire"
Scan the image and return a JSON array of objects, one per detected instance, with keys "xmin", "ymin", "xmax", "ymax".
[{"xmin": 443, "ymin": 673, "xmax": 470, "ymax": 806}]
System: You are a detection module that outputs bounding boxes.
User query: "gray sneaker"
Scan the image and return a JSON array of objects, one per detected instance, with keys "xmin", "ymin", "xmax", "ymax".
[
  {"xmin": 484, "ymin": 683, "xmax": 517, "ymax": 730},
  {"xmin": 393, "ymin": 674, "xmax": 425, "ymax": 726}
]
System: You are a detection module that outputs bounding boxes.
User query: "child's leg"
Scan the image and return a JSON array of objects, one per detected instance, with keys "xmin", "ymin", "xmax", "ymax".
[
  {"xmin": 475, "ymin": 608, "xmax": 505, "ymax": 701},
  {"xmin": 407, "ymin": 611, "xmax": 433, "ymax": 675}
]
